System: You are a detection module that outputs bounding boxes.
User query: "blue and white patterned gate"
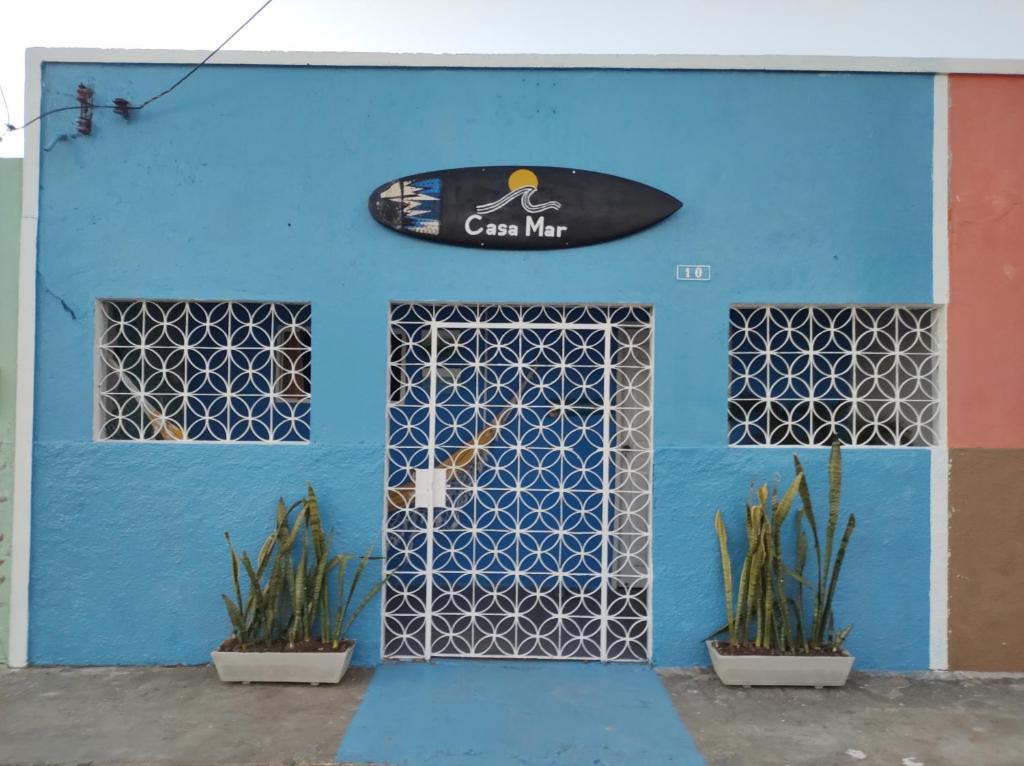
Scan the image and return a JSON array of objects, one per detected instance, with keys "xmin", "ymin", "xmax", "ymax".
[{"xmin": 383, "ymin": 303, "xmax": 653, "ymax": 661}]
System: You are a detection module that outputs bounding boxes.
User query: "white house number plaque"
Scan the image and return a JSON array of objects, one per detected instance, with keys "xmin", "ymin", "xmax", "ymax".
[{"xmin": 676, "ymin": 264, "xmax": 711, "ymax": 281}]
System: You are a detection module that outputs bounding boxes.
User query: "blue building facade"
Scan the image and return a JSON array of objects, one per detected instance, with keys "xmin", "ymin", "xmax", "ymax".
[{"xmin": 28, "ymin": 60, "xmax": 935, "ymax": 669}]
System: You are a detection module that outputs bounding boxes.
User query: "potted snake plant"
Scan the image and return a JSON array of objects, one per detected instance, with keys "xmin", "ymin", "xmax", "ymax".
[
  {"xmin": 212, "ymin": 484, "xmax": 386, "ymax": 685},
  {"xmin": 707, "ymin": 443, "xmax": 856, "ymax": 687}
]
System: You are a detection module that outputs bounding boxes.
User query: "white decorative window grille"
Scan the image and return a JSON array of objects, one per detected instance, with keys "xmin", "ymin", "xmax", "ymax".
[
  {"xmin": 728, "ymin": 305, "xmax": 940, "ymax": 447},
  {"xmin": 383, "ymin": 303, "xmax": 654, "ymax": 662},
  {"xmin": 97, "ymin": 300, "xmax": 311, "ymax": 442}
]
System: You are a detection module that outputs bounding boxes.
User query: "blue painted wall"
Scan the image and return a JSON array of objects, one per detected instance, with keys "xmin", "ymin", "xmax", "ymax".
[{"xmin": 30, "ymin": 64, "xmax": 933, "ymax": 668}]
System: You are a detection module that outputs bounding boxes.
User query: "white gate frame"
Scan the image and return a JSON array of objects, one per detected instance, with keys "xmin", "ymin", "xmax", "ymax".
[{"xmin": 381, "ymin": 307, "xmax": 654, "ymax": 663}]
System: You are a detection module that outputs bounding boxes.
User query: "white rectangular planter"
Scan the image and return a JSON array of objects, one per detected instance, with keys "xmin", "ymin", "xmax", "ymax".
[
  {"xmin": 212, "ymin": 643, "xmax": 354, "ymax": 685},
  {"xmin": 707, "ymin": 640, "xmax": 854, "ymax": 688}
]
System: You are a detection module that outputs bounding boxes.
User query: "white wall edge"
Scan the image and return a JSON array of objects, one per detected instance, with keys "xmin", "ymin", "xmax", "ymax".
[
  {"xmin": 7, "ymin": 51, "xmax": 42, "ymax": 668},
  {"xmin": 24, "ymin": 47, "xmax": 1024, "ymax": 74},
  {"xmin": 929, "ymin": 447, "xmax": 950, "ymax": 671},
  {"xmin": 933, "ymin": 76, "xmax": 951, "ymax": 306},
  {"xmin": 928, "ymin": 74, "xmax": 951, "ymax": 673}
]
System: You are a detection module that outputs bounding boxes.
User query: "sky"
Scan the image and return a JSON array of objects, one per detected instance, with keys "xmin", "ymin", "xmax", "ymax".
[{"xmin": 3, "ymin": 0, "xmax": 1024, "ymax": 157}]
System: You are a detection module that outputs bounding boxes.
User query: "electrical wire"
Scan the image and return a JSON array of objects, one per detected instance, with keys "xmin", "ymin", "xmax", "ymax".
[
  {"xmin": 130, "ymin": 0, "xmax": 276, "ymax": 111},
  {"xmin": 0, "ymin": 83, "xmax": 11, "ymax": 129},
  {"xmin": 2, "ymin": 0, "xmax": 276, "ymax": 135}
]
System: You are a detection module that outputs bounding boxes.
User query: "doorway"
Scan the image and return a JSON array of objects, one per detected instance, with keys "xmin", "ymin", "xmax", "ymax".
[{"xmin": 382, "ymin": 303, "xmax": 653, "ymax": 661}]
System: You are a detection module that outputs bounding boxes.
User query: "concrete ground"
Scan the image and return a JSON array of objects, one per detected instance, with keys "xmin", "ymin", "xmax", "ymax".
[
  {"xmin": 1, "ymin": 664, "xmax": 1022, "ymax": 765},
  {"xmin": 0, "ymin": 665, "xmax": 373, "ymax": 765},
  {"xmin": 661, "ymin": 667, "xmax": 1024, "ymax": 766}
]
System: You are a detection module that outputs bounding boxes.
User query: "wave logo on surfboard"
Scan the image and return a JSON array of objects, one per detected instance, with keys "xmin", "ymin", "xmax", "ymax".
[{"xmin": 475, "ymin": 169, "xmax": 562, "ymax": 215}]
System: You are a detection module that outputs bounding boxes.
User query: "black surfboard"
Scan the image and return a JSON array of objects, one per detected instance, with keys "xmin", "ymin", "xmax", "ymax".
[{"xmin": 368, "ymin": 166, "xmax": 681, "ymax": 250}]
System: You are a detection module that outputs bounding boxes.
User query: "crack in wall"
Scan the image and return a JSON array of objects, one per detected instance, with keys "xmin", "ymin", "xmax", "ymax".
[{"xmin": 36, "ymin": 270, "xmax": 79, "ymax": 321}]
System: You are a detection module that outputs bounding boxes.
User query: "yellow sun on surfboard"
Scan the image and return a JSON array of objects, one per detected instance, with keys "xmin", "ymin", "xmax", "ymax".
[{"xmin": 508, "ymin": 168, "xmax": 539, "ymax": 191}]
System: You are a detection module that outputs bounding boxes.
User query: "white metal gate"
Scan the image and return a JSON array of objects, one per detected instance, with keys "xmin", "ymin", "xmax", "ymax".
[{"xmin": 382, "ymin": 303, "xmax": 653, "ymax": 661}]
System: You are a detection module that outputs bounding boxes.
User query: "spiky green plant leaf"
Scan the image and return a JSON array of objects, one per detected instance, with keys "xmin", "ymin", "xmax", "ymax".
[
  {"xmin": 221, "ymin": 594, "xmax": 245, "ymax": 639},
  {"xmin": 819, "ymin": 513, "xmax": 856, "ymax": 645},
  {"xmin": 822, "ymin": 442, "xmax": 842, "ymax": 608},
  {"xmin": 713, "ymin": 510, "xmax": 736, "ymax": 644},
  {"xmin": 834, "ymin": 623, "xmax": 853, "ymax": 650}
]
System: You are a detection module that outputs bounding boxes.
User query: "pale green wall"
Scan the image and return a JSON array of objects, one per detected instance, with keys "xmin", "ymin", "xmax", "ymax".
[{"xmin": 0, "ymin": 158, "xmax": 21, "ymax": 665}]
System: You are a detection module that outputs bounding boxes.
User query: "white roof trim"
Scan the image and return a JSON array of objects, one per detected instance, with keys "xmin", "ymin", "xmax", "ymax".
[{"xmin": 26, "ymin": 47, "xmax": 1024, "ymax": 75}]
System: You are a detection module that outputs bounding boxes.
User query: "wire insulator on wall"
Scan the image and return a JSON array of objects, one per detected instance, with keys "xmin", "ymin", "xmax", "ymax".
[
  {"xmin": 112, "ymin": 98, "xmax": 132, "ymax": 120},
  {"xmin": 75, "ymin": 84, "xmax": 94, "ymax": 136}
]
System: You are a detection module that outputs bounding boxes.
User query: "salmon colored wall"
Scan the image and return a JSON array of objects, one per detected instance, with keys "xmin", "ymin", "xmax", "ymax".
[
  {"xmin": 948, "ymin": 75, "xmax": 1024, "ymax": 448},
  {"xmin": 947, "ymin": 75, "xmax": 1024, "ymax": 671}
]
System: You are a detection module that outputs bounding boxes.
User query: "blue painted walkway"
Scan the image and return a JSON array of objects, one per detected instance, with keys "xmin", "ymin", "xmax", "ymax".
[{"xmin": 338, "ymin": 661, "xmax": 705, "ymax": 765}]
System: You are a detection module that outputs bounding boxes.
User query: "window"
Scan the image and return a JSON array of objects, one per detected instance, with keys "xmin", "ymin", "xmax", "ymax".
[
  {"xmin": 728, "ymin": 306, "xmax": 940, "ymax": 447},
  {"xmin": 97, "ymin": 299, "xmax": 311, "ymax": 442}
]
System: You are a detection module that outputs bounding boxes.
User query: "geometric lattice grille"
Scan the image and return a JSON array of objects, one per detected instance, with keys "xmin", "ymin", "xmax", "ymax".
[
  {"xmin": 96, "ymin": 299, "xmax": 311, "ymax": 442},
  {"xmin": 383, "ymin": 303, "xmax": 653, "ymax": 662},
  {"xmin": 728, "ymin": 305, "xmax": 940, "ymax": 447}
]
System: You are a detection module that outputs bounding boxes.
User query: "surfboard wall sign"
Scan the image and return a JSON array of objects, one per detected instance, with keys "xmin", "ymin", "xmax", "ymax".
[{"xmin": 368, "ymin": 166, "xmax": 682, "ymax": 250}]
